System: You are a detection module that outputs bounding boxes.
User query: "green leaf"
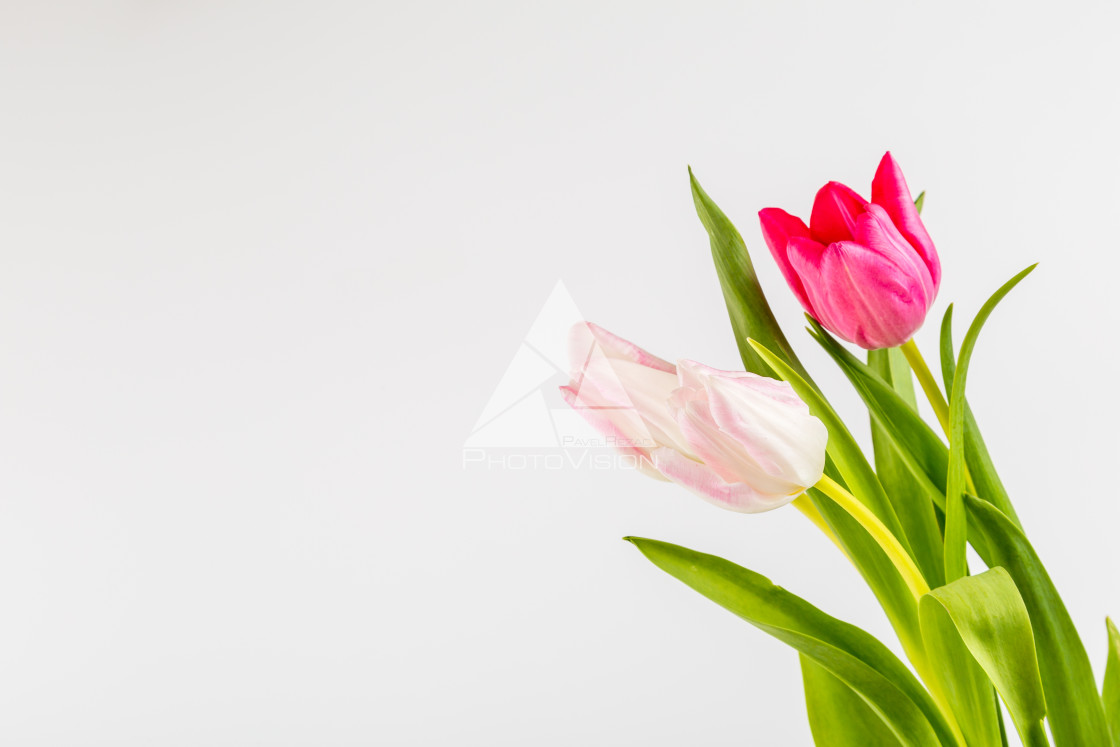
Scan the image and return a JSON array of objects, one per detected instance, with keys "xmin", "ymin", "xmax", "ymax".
[
  {"xmin": 802, "ymin": 655, "xmax": 903, "ymax": 746},
  {"xmin": 808, "ymin": 324, "xmax": 947, "ymax": 585},
  {"xmin": 1104, "ymin": 618, "xmax": 1120, "ymax": 745},
  {"xmin": 689, "ymin": 168, "xmax": 814, "ymax": 385},
  {"xmin": 965, "ymin": 496, "xmax": 1111, "ymax": 746},
  {"xmin": 920, "ymin": 568, "xmax": 1048, "ymax": 747},
  {"xmin": 869, "ymin": 346, "xmax": 917, "ymax": 408},
  {"xmin": 810, "ymin": 322, "xmax": 948, "ymax": 497},
  {"xmin": 914, "ymin": 191, "xmax": 926, "ymax": 214},
  {"xmin": 944, "ymin": 265, "xmax": 1037, "ymax": 582},
  {"xmin": 625, "ymin": 537, "xmax": 960, "ymax": 747},
  {"xmin": 939, "ymin": 305, "xmax": 1023, "ymax": 529}
]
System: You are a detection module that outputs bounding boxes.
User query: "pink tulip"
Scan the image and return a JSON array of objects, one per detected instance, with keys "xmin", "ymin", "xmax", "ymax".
[
  {"xmin": 561, "ymin": 322, "xmax": 827, "ymax": 513},
  {"xmin": 758, "ymin": 152, "xmax": 940, "ymax": 350}
]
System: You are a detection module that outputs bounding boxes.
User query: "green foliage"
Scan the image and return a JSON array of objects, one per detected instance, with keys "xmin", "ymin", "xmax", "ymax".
[
  {"xmin": 944, "ymin": 265, "xmax": 1037, "ymax": 582},
  {"xmin": 616, "ymin": 171, "xmax": 1098, "ymax": 745},
  {"xmin": 625, "ymin": 537, "xmax": 958, "ymax": 747},
  {"xmin": 688, "ymin": 168, "xmax": 811, "ymax": 384},
  {"xmin": 1103, "ymin": 618, "xmax": 1120, "ymax": 745},
  {"xmin": 802, "ymin": 655, "xmax": 904, "ymax": 746},
  {"xmin": 920, "ymin": 569, "xmax": 1048, "ymax": 746},
  {"xmin": 966, "ymin": 497, "xmax": 1110, "ymax": 746}
]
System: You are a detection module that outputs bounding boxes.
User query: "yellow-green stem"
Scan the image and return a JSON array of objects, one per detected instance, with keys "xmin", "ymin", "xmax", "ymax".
[
  {"xmin": 900, "ymin": 339, "xmax": 950, "ymax": 438},
  {"xmin": 814, "ymin": 475, "xmax": 930, "ymax": 599},
  {"xmin": 810, "ymin": 481, "xmax": 965, "ymax": 745}
]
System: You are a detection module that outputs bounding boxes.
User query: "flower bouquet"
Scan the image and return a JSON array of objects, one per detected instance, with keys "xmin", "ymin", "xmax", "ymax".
[{"xmin": 562, "ymin": 153, "xmax": 1120, "ymax": 746}]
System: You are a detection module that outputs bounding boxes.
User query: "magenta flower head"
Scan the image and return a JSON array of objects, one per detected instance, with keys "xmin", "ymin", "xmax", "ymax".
[{"xmin": 758, "ymin": 152, "xmax": 940, "ymax": 350}]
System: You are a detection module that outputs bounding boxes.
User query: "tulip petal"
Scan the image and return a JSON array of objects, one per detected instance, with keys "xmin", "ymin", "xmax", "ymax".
[
  {"xmin": 758, "ymin": 208, "xmax": 814, "ymax": 312},
  {"xmin": 569, "ymin": 321, "xmax": 676, "ymax": 376},
  {"xmin": 559, "ymin": 385, "xmax": 666, "ymax": 480},
  {"xmin": 702, "ymin": 373, "xmax": 828, "ymax": 488},
  {"xmin": 670, "ymin": 360, "xmax": 827, "ymax": 497},
  {"xmin": 810, "ymin": 181, "xmax": 868, "ymax": 245},
  {"xmin": 871, "ymin": 152, "xmax": 940, "ymax": 290},
  {"xmin": 781, "ymin": 235, "xmax": 829, "ymax": 320},
  {"xmin": 651, "ymin": 446, "xmax": 802, "ymax": 513},
  {"xmin": 789, "ymin": 239, "xmax": 931, "ymax": 349},
  {"xmin": 569, "ymin": 351, "xmax": 692, "ymax": 455},
  {"xmin": 854, "ymin": 205, "xmax": 936, "ymax": 301},
  {"xmin": 672, "ymin": 392, "xmax": 800, "ymax": 497}
]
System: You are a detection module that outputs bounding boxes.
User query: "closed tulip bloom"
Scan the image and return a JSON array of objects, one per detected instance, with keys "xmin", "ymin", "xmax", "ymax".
[
  {"xmin": 759, "ymin": 152, "xmax": 940, "ymax": 349},
  {"xmin": 561, "ymin": 322, "xmax": 827, "ymax": 513}
]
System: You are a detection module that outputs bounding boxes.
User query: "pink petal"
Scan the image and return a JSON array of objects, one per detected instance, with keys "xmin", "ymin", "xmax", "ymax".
[
  {"xmin": 568, "ymin": 322, "xmax": 676, "ymax": 376},
  {"xmin": 853, "ymin": 204, "xmax": 936, "ymax": 300},
  {"xmin": 559, "ymin": 385, "xmax": 666, "ymax": 481},
  {"xmin": 790, "ymin": 240, "xmax": 932, "ymax": 349},
  {"xmin": 651, "ymin": 447, "xmax": 803, "ymax": 513},
  {"xmin": 809, "ymin": 181, "xmax": 868, "ymax": 245},
  {"xmin": 782, "ymin": 235, "xmax": 829, "ymax": 318},
  {"xmin": 870, "ymin": 152, "xmax": 940, "ymax": 290},
  {"xmin": 701, "ymin": 374, "xmax": 828, "ymax": 488},
  {"xmin": 758, "ymin": 208, "xmax": 814, "ymax": 312},
  {"xmin": 567, "ymin": 351, "xmax": 691, "ymax": 455}
]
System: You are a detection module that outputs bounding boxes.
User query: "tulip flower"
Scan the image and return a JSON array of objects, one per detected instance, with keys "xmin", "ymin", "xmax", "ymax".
[
  {"xmin": 758, "ymin": 152, "xmax": 940, "ymax": 350},
  {"xmin": 561, "ymin": 322, "xmax": 827, "ymax": 513}
]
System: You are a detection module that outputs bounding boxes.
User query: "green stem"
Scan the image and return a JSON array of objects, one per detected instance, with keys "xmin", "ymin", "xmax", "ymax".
[
  {"xmin": 900, "ymin": 339, "xmax": 950, "ymax": 438},
  {"xmin": 814, "ymin": 475, "xmax": 929, "ymax": 599}
]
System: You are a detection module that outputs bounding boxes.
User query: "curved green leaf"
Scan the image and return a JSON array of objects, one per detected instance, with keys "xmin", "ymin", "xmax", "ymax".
[
  {"xmin": 802, "ymin": 655, "xmax": 903, "ymax": 746},
  {"xmin": 1104, "ymin": 618, "xmax": 1120, "ymax": 745},
  {"xmin": 689, "ymin": 168, "xmax": 813, "ymax": 385},
  {"xmin": 810, "ymin": 321, "xmax": 948, "ymax": 496},
  {"xmin": 920, "ymin": 568, "xmax": 1048, "ymax": 746},
  {"xmin": 939, "ymin": 305, "xmax": 1022, "ymax": 529},
  {"xmin": 945, "ymin": 265, "xmax": 1037, "ymax": 582},
  {"xmin": 965, "ymin": 496, "xmax": 1111, "ymax": 746},
  {"xmin": 625, "ymin": 537, "xmax": 959, "ymax": 747}
]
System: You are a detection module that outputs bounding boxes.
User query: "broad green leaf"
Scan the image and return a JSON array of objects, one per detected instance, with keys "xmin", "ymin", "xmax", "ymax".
[
  {"xmin": 965, "ymin": 496, "xmax": 1111, "ymax": 746},
  {"xmin": 939, "ymin": 305, "xmax": 1023, "ymax": 529},
  {"xmin": 944, "ymin": 265, "xmax": 1037, "ymax": 582},
  {"xmin": 625, "ymin": 537, "xmax": 960, "ymax": 747},
  {"xmin": 1104, "ymin": 618, "xmax": 1120, "ymax": 745},
  {"xmin": 802, "ymin": 655, "xmax": 903, "ymax": 746},
  {"xmin": 689, "ymin": 168, "xmax": 815, "ymax": 386},
  {"xmin": 920, "ymin": 568, "xmax": 1048, "ymax": 747}
]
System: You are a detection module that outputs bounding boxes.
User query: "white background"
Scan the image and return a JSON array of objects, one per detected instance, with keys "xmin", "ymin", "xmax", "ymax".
[{"xmin": 1, "ymin": 1, "xmax": 1117, "ymax": 744}]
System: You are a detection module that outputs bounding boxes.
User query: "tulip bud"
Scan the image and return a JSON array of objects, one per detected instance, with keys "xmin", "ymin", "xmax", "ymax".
[
  {"xmin": 561, "ymin": 322, "xmax": 827, "ymax": 513},
  {"xmin": 758, "ymin": 152, "xmax": 940, "ymax": 350}
]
